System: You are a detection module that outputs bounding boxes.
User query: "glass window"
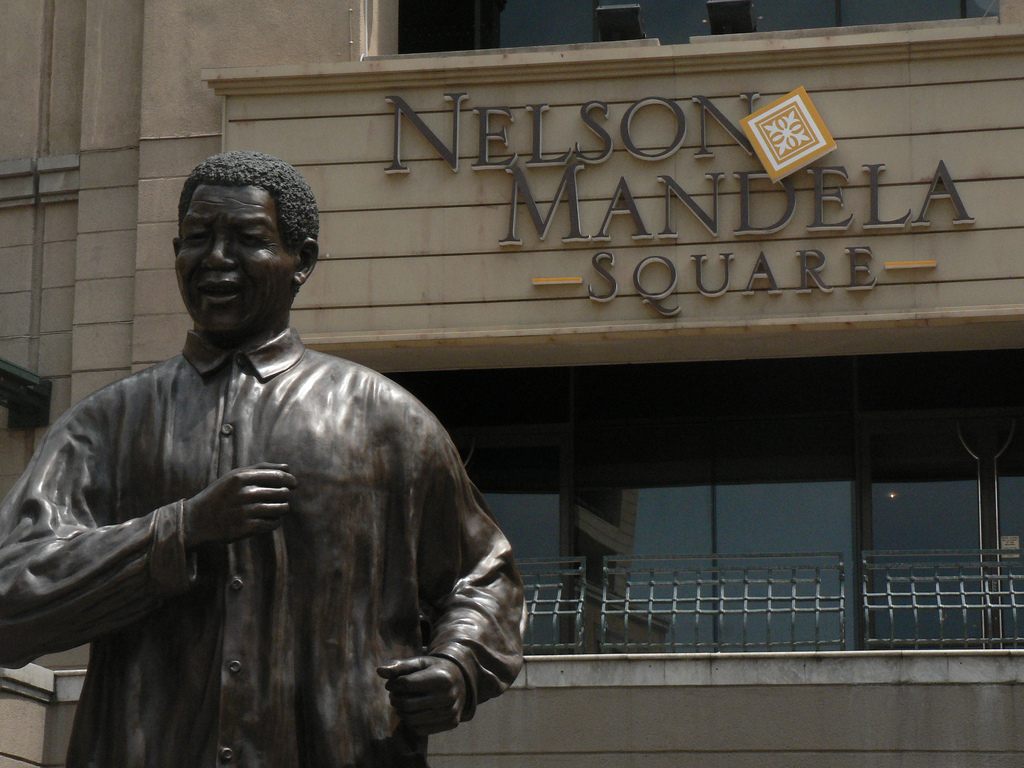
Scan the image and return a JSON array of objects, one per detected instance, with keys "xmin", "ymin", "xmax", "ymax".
[
  {"xmin": 868, "ymin": 425, "xmax": 980, "ymax": 551},
  {"xmin": 842, "ymin": 0, "xmax": 962, "ymax": 26},
  {"xmin": 575, "ymin": 420, "xmax": 713, "ymax": 583},
  {"xmin": 966, "ymin": 0, "xmax": 1000, "ymax": 17},
  {"xmin": 395, "ymin": 350, "xmax": 1024, "ymax": 652},
  {"xmin": 716, "ymin": 481, "xmax": 852, "ymax": 555},
  {"xmin": 865, "ymin": 423, "xmax": 984, "ymax": 647},
  {"xmin": 466, "ymin": 443, "xmax": 563, "ymax": 558},
  {"xmin": 633, "ymin": 486, "xmax": 713, "ymax": 554},
  {"xmin": 406, "ymin": 0, "xmax": 991, "ymax": 55},
  {"xmin": 754, "ymin": 0, "xmax": 837, "ymax": 32},
  {"xmin": 996, "ymin": 420, "xmax": 1024, "ymax": 549},
  {"xmin": 486, "ymin": 492, "xmax": 561, "ymax": 559},
  {"xmin": 501, "ymin": 0, "xmax": 595, "ymax": 47},
  {"xmin": 620, "ymin": 0, "xmax": 707, "ymax": 43}
]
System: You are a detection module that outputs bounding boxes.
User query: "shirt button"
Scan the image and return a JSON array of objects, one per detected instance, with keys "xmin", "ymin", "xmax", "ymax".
[
  {"xmin": 220, "ymin": 423, "xmax": 234, "ymax": 436},
  {"xmin": 229, "ymin": 576, "xmax": 244, "ymax": 591},
  {"xmin": 219, "ymin": 747, "xmax": 234, "ymax": 762},
  {"xmin": 228, "ymin": 659, "xmax": 242, "ymax": 673}
]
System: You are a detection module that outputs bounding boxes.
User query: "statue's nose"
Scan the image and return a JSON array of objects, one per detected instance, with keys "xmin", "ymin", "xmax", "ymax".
[{"xmin": 202, "ymin": 234, "xmax": 235, "ymax": 268}]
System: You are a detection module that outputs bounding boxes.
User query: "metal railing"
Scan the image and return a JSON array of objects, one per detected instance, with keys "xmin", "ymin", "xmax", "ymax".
[
  {"xmin": 863, "ymin": 549, "xmax": 1024, "ymax": 649},
  {"xmin": 519, "ymin": 557, "xmax": 586, "ymax": 654},
  {"xmin": 600, "ymin": 553, "xmax": 845, "ymax": 653}
]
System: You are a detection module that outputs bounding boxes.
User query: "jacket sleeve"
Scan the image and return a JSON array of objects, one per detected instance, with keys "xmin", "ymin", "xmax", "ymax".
[
  {"xmin": 0, "ymin": 398, "xmax": 192, "ymax": 668},
  {"xmin": 417, "ymin": 432, "xmax": 524, "ymax": 721}
]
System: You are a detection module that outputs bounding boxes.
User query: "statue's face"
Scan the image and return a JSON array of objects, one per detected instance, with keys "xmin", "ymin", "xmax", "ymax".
[{"xmin": 174, "ymin": 184, "xmax": 315, "ymax": 347}]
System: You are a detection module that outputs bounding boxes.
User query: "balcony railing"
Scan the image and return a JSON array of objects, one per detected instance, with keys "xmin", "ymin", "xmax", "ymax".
[
  {"xmin": 519, "ymin": 550, "xmax": 1024, "ymax": 653},
  {"xmin": 600, "ymin": 553, "xmax": 846, "ymax": 653},
  {"xmin": 518, "ymin": 557, "xmax": 586, "ymax": 654},
  {"xmin": 863, "ymin": 549, "xmax": 1024, "ymax": 649}
]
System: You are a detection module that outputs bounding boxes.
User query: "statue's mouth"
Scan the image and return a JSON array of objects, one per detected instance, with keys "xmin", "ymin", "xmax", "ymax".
[{"xmin": 198, "ymin": 279, "xmax": 242, "ymax": 299}]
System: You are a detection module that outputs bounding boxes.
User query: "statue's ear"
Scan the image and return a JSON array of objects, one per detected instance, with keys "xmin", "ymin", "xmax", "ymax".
[{"xmin": 292, "ymin": 237, "xmax": 319, "ymax": 288}]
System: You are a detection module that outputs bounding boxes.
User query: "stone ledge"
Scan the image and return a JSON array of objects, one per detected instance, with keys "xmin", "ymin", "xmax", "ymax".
[
  {"xmin": 519, "ymin": 650, "xmax": 1024, "ymax": 688},
  {"xmin": 0, "ymin": 664, "xmax": 54, "ymax": 703},
  {"xmin": 18, "ymin": 651, "xmax": 1023, "ymax": 706},
  {"xmin": 0, "ymin": 155, "xmax": 80, "ymax": 209}
]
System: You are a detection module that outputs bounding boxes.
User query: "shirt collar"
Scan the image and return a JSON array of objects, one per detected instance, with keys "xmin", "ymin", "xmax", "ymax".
[{"xmin": 183, "ymin": 327, "xmax": 305, "ymax": 381}]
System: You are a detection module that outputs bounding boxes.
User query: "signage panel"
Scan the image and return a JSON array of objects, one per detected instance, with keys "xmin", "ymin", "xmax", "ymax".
[{"xmin": 206, "ymin": 27, "xmax": 1024, "ymax": 366}]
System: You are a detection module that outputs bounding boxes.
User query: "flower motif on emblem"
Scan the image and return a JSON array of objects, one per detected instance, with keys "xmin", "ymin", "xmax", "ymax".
[{"xmin": 762, "ymin": 107, "xmax": 812, "ymax": 160}]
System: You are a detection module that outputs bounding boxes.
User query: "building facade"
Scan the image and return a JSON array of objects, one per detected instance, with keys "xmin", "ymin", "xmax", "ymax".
[{"xmin": 3, "ymin": 1, "xmax": 1024, "ymax": 765}]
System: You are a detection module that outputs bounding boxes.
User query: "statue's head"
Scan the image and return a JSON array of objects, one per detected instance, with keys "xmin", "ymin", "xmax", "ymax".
[
  {"xmin": 174, "ymin": 151, "xmax": 320, "ymax": 348},
  {"xmin": 177, "ymin": 151, "xmax": 320, "ymax": 252}
]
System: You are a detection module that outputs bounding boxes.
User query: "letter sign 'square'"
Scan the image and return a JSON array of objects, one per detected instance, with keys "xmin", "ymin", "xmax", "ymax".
[{"xmin": 741, "ymin": 86, "xmax": 837, "ymax": 182}]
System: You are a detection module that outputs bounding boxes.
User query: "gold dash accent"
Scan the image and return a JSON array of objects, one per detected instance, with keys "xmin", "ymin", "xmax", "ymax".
[
  {"xmin": 884, "ymin": 259, "xmax": 937, "ymax": 270},
  {"xmin": 531, "ymin": 276, "xmax": 583, "ymax": 286}
]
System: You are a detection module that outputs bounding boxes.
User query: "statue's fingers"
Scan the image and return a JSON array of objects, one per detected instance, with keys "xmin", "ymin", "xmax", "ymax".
[
  {"xmin": 377, "ymin": 657, "xmax": 429, "ymax": 680},
  {"xmin": 388, "ymin": 692, "xmax": 441, "ymax": 714},
  {"xmin": 242, "ymin": 485, "xmax": 292, "ymax": 502},
  {"xmin": 247, "ymin": 502, "xmax": 290, "ymax": 519},
  {"xmin": 251, "ymin": 462, "xmax": 290, "ymax": 470},
  {"xmin": 385, "ymin": 668, "xmax": 452, "ymax": 696},
  {"xmin": 235, "ymin": 468, "xmax": 296, "ymax": 488}
]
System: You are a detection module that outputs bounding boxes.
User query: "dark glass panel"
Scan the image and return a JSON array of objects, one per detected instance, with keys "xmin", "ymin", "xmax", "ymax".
[
  {"xmin": 858, "ymin": 349, "xmax": 1024, "ymax": 412},
  {"xmin": 400, "ymin": 0, "xmax": 478, "ymax": 53},
  {"xmin": 965, "ymin": 0, "xmax": 999, "ymax": 17},
  {"xmin": 754, "ymin": 0, "xmax": 837, "ymax": 32},
  {"xmin": 575, "ymin": 356, "xmax": 852, "ymax": 424},
  {"xmin": 716, "ymin": 481, "xmax": 852, "ymax": 555},
  {"xmin": 869, "ymin": 423, "xmax": 979, "ymax": 551},
  {"xmin": 997, "ymin": 418, "xmax": 1024, "ymax": 549},
  {"xmin": 501, "ymin": 0, "xmax": 595, "ymax": 47},
  {"xmin": 714, "ymin": 417, "xmax": 853, "ymax": 484},
  {"xmin": 391, "ymin": 367, "xmax": 570, "ymax": 429},
  {"xmin": 628, "ymin": 0, "xmax": 708, "ymax": 43},
  {"xmin": 468, "ymin": 444, "xmax": 562, "ymax": 560},
  {"xmin": 843, "ymin": 0, "xmax": 962, "ymax": 26},
  {"xmin": 486, "ymin": 492, "xmax": 561, "ymax": 559},
  {"xmin": 467, "ymin": 444, "xmax": 561, "ymax": 493},
  {"xmin": 575, "ymin": 421, "xmax": 714, "ymax": 487}
]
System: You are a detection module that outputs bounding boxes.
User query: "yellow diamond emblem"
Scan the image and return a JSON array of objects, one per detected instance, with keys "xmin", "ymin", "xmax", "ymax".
[{"xmin": 741, "ymin": 86, "xmax": 837, "ymax": 182}]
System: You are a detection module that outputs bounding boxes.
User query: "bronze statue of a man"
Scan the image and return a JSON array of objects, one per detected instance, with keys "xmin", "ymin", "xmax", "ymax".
[{"xmin": 0, "ymin": 151, "xmax": 523, "ymax": 767}]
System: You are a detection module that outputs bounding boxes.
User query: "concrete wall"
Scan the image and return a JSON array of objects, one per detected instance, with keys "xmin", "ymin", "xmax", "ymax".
[
  {"xmin": 3, "ymin": 653, "xmax": 1022, "ymax": 767},
  {"xmin": 432, "ymin": 652, "xmax": 1024, "ymax": 767}
]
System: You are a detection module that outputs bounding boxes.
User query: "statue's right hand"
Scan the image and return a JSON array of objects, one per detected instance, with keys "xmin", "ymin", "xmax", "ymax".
[{"xmin": 182, "ymin": 463, "xmax": 296, "ymax": 547}]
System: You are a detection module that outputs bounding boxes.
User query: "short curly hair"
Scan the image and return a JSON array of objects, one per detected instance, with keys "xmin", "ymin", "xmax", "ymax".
[{"xmin": 178, "ymin": 151, "xmax": 320, "ymax": 251}]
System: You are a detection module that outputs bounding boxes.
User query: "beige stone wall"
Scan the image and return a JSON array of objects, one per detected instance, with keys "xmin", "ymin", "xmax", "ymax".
[
  {"xmin": 0, "ymin": 0, "xmax": 87, "ymax": 503},
  {"xmin": 131, "ymin": 0, "xmax": 360, "ymax": 369},
  {"xmin": 1003, "ymin": 0, "xmax": 1024, "ymax": 25},
  {"xmin": 2, "ymin": 0, "xmax": 367, "ymax": 482},
  {"xmin": 0, "ymin": 0, "xmax": 367, "ymax": 671}
]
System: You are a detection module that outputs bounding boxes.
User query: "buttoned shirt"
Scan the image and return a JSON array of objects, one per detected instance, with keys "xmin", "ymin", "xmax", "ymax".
[{"xmin": 0, "ymin": 328, "xmax": 523, "ymax": 767}]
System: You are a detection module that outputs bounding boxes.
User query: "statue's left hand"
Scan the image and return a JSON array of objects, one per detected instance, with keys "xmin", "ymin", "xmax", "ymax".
[{"xmin": 376, "ymin": 656, "xmax": 467, "ymax": 735}]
